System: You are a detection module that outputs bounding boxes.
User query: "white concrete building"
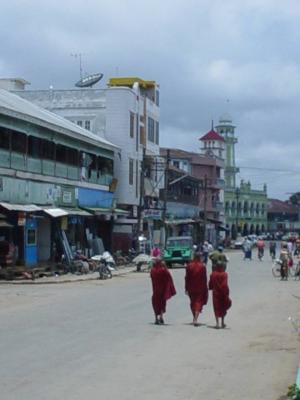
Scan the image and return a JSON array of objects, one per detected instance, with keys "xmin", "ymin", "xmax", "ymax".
[{"xmin": 1, "ymin": 77, "xmax": 160, "ymax": 250}]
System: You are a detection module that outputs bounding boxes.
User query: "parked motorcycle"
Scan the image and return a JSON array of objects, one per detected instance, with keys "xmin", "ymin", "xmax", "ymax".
[{"xmin": 91, "ymin": 252, "xmax": 115, "ymax": 279}]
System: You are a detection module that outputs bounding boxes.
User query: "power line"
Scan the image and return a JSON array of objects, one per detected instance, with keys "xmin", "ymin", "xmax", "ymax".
[{"xmin": 239, "ymin": 166, "xmax": 300, "ymax": 173}]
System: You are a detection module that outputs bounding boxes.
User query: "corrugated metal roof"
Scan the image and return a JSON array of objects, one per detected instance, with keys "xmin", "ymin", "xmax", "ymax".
[
  {"xmin": 42, "ymin": 208, "xmax": 69, "ymax": 218},
  {"xmin": 0, "ymin": 89, "xmax": 118, "ymax": 151},
  {"xmin": 0, "ymin": 202, "xmax": 42, "ymax": 212},
  {"xmin": 199, "ymin": 129, "xmax": 225, "ymax": 142}
]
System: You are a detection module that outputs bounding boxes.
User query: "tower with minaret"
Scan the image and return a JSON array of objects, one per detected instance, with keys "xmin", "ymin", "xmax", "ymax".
[{"xmin": 215, "ymin": 113, "xmax": 239, "ymax": 189}]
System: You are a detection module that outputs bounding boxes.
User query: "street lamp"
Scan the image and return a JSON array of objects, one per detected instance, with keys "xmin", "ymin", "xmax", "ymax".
[{"xmin": 235, "ymin": 187, "xmax": 240, "ymax": 237}]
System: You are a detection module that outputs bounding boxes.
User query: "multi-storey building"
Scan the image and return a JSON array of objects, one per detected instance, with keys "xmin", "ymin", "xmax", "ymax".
[
  {"xmin": 268, "ymin": 199, "xmax": 300, "ymax": 233},
  {"xmin": 6, "ymin": 76, "xmax": 160, "ymax": 251},
  {"xmin": 160, "ymin": 143, "xmax": 225, "ymax": 244},
  {"xmin": 215, "ymin": 114, "xmax": 268, "ymax": 238},
  {"xmin": 0, "ymin": 88, "xmax": 117, "ymax": 266}
]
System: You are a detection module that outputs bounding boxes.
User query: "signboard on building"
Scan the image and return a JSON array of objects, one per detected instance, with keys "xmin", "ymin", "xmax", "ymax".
[
  {"xmin": 144, "ymin": 209, "xmax": 162, "ymax": 220},
  {"xmin": 132, "ymin": 206, "xmax": 138, "ymax": 218},
  {"xmin": 62, "ymin": 191, "xmax": 72, "ymax": 204},
  {"xmin": 18, "ymin": 212, "xmax": 26, "ymax": 226}
]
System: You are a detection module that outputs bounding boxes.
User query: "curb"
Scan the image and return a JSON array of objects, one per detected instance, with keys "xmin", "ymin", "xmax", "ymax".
[{"xmin": 0, "ymin": 267, "xmax": 136, "ymax": 285}]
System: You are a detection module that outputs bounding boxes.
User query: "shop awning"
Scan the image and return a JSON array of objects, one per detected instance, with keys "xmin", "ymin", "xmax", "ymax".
[
  {"xmin": 0, "ymin": 202, "xmax": 42, "ymax": 212},
  {"xmin": 42, "ymin": 208, "xmax": 93, "ymax": 218},
  {"xmin": 217, "ymin": 225, "xmax": 230, "ymax": 232},
  {"xmin": 207, "ymin": 217, "xmax": 223, "ymax": 225},
  {"xmin": 43, "ymin": 208, "xmax": 69, "ymax": 218},
  {"xmin": 165, "ymin": 218, "xmax": 196, "ymax": 225},
  {"xmin": 0, "ymin": 220, "xmax": 13, "ymax": 228},
  {"xmin": 82, "ymin": 207, "xmax": 129, "ymax": 216},
  {"xmin": 66, "ymin": 208, "xmax": 92, "ymax": 217}
]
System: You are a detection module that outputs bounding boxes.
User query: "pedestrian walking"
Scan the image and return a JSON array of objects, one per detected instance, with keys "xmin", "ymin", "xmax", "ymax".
[
  {"xmin": 269, "ymin": 240, "xmax": 276, "ymax": 260},
  {"xmin": 185, "ymin": 253, "xmax": 208, "ymax": 326},
  {"xmin": 208, "ymin": 264, "xmax": 232, "ymax": 329},
  {"xmin": 287, "ymin": 240, "xmax": 293, "ymax": 257},
  {"xmin": 202, "ymin": 241, "xmax": 209, "ymax": 264},
  {"xmin": 242, "ymin": 237, "xmax": 253, "ymax": 260},
  {"xmin": 209, "ymin": 246, "xmax": 228, "ymax": 271},
  {"xmin": 152, "ymin": 245, "xmax": 161, "ymax": 258},
  {"xmin": 150, "ymin": 259, "xmax": 176, "ymax": 325}
]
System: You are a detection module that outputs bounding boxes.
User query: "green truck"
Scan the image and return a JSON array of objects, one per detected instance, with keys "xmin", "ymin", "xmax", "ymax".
[{"xmin": 163, "ymin": 236, "xmax": 194, "ymax": 267}]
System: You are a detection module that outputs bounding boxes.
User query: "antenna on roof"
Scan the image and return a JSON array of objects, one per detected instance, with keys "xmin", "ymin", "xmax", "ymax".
[
  {"xmin": 71, "ymin": 53, "xmax": 84, "ymax": 80},
  {"xmin": 211, "ymin": 120, "xmax": 214, "ymax": 130}
]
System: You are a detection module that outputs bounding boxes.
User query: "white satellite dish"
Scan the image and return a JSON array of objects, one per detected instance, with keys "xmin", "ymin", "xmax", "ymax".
[{"xmin": 75, "ymin": 73, "xmax": 103, "ymax": 88}]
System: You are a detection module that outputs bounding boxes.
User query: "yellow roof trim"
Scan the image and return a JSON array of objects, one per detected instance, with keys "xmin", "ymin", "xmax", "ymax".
[{"xmin": 108, "ymin": 77, "xmax": 156, "ymax": 89}]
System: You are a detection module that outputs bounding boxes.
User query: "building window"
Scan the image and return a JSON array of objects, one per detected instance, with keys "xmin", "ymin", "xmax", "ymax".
[
  {"xmin": 77, "ymin": 120, "xmax": 83, "ymax": 127},
  {"xmin": 129, "ymin": 159, "xmax": 134, "ymax": 185},
  {"xmin": 147, "ymin": 117, "xmax": 155, "ymax": 142},
  {"xmin": 0, "ymin": 127, "xmax": 10, "ymax": 150},
  {"xmin": 56, "ymin": 144, "xmax": 68, "ymax": 164},
  {"xmin": 28, "ymin": 136, "xmax": 42, "ymax": 158},
  {"xmin": 155, "ymin": 121, "xmax": 159, "ymax": 145},
  {"xmin": 11, "ymin": 131, "xmax": 26, "ymax": 154},
  {"xmin": 67, "ymin": 147, "xmax": 79, "ymax": 166},
  {"xmin": 27, "ymin": 229, "xmax": 37, "ymax": 245},
  {"xmin": 173, "ymin": 161, "xmax": 180, "ymax": 169},
  {"xmin": 98, "ymin": 156, "xmax": 113, "ymax": 176},
  {"xmin": 136, "ymin": 160, "xmax": 139, "ymax": 198},
  {"xmin": 85, "ymin": 120, "xmax": 91, "ymax": 130},
  {"xmin": 42, "ymin": 139, "xmax": 55, "ymax": 161},
  {"xmin": 130, "ymin": 112, "xmax": 135, "ymax": 138}
]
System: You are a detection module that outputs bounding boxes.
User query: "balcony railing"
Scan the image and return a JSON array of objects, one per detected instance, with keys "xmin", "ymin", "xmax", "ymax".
[
  {"xmin": 0, "ymin": 149, "xmax": 113, "ymax": 186},
  {"xmin": 212, "ymin": 201, "xmax": 224, "ymax": 211},
  {"xmin": 167, "ymin": 192, "xmax": 199, "ymax": 206},
  {"xmin": 209, "ymin": 178, "xmax": 225, "ymax": 189}
]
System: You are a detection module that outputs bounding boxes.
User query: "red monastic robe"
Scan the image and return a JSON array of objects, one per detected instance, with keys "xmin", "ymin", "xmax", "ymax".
[
  {"xmin": 150, "ymin": 262, "xmax": 176, "ymax": 315},
  {"xmin": 185, "ymin": 260, "xmax": 208, "ymax": 314},
  {"xmin": 208, "ymin": 269, "xmax": 232, "ymax": 318}
]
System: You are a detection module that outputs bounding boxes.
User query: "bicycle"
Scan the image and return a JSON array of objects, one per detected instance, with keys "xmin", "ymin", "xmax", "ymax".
[
  {"xmin": 294, "ymin": 260, "xmax": 300, "ymax": 280},
  {"xmin": 272, "ymin": 259, "xmax": 296, "ymax": 278}
]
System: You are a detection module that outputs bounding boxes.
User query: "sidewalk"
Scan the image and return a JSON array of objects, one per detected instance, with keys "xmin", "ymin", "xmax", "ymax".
[{"xmin": 0, "ymin": 264, "xmax": 137, "ymax": 285}]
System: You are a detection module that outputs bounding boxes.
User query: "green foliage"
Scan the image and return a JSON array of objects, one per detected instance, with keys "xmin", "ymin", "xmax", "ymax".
[{"xmin": 287, "ymin": 384, "xmax": 300, "ymax": 399}]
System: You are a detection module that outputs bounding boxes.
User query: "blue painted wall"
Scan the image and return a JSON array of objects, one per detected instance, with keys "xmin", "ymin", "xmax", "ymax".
[{"xmin": 78, "ymin": 188, "xmax": 113, "ymax": 208}]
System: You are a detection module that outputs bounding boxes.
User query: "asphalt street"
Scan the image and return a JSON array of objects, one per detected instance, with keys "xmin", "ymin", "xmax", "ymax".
[{"xmin": 1, "ymin": 250, "xmax": 300, "ymax": 400}]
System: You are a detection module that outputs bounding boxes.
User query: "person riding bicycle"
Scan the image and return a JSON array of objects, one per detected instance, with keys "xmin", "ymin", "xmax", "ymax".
[
  {"xmin": 279, "ymin": 243, "xmax": 289, "ymax": 280},
  {"xmin": 256, "ymin": 238, "xmax": 265, "ymax": 260},
  {"xmin": 269, "ymin": 240, "xmax": 276, "ymax": 260}
]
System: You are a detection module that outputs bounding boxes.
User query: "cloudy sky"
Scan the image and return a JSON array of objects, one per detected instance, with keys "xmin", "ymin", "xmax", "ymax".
[{"xmin": 1, "ymin": 0, "xmax": 300, "ymax": 199}]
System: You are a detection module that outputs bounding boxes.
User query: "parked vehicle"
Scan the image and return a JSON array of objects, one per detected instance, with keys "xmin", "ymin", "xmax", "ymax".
[
  {"xmin": 233, "ymin": 237, "xmax": 244, "ymax": 249},
  {"xmin": 91, "ymin": 253, "xmax": 115, "ymax": 279},
  {"xmin": 163, "ymin": 236, "xmax": 193, "ymax": 267}
]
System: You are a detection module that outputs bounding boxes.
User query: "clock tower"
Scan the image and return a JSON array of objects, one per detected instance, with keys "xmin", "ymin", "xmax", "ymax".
[{"xmin": 199, "ymin": 124, "xmax": 225, "ymax": 159}]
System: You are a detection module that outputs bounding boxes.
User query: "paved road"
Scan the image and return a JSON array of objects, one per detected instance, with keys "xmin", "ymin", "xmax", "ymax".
[{"xmin": 1, "ymin": 251, "xmax": 299, "ymax": 400}]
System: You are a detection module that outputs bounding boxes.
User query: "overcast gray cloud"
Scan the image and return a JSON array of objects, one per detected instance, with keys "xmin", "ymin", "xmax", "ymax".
[{"xmin": 1, "ymin": 0, "xmax": 300, "ymax": 199}]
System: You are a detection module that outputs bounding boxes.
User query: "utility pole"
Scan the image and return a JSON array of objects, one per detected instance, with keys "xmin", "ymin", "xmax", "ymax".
[
  {"xmin": 235, "ymin": 187, "xmax": 240, "ymax": 238},
  {"xmin": 203, "ymin": 175, "xmax": 208, "ymax": 241},
  {"xmin": 137, "ymin": 147, "xmax": 146, "ymax": 237},
  {"xmin": 162, "ymin": 149, "xmax": 170, "ymax": 244}
]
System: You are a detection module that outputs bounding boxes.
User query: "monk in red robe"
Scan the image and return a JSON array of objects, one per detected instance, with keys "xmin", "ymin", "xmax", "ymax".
[
  {"xmin": 208, "ymin": 265, "xmax": 231, "ymax": 329},
  {"xmin": 150, "ymin": 260, "xmax": 176, "ymax": 325},
  {"xmin": 185, "ymin": 253, "xmax": 208, "ymax": 326}
]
